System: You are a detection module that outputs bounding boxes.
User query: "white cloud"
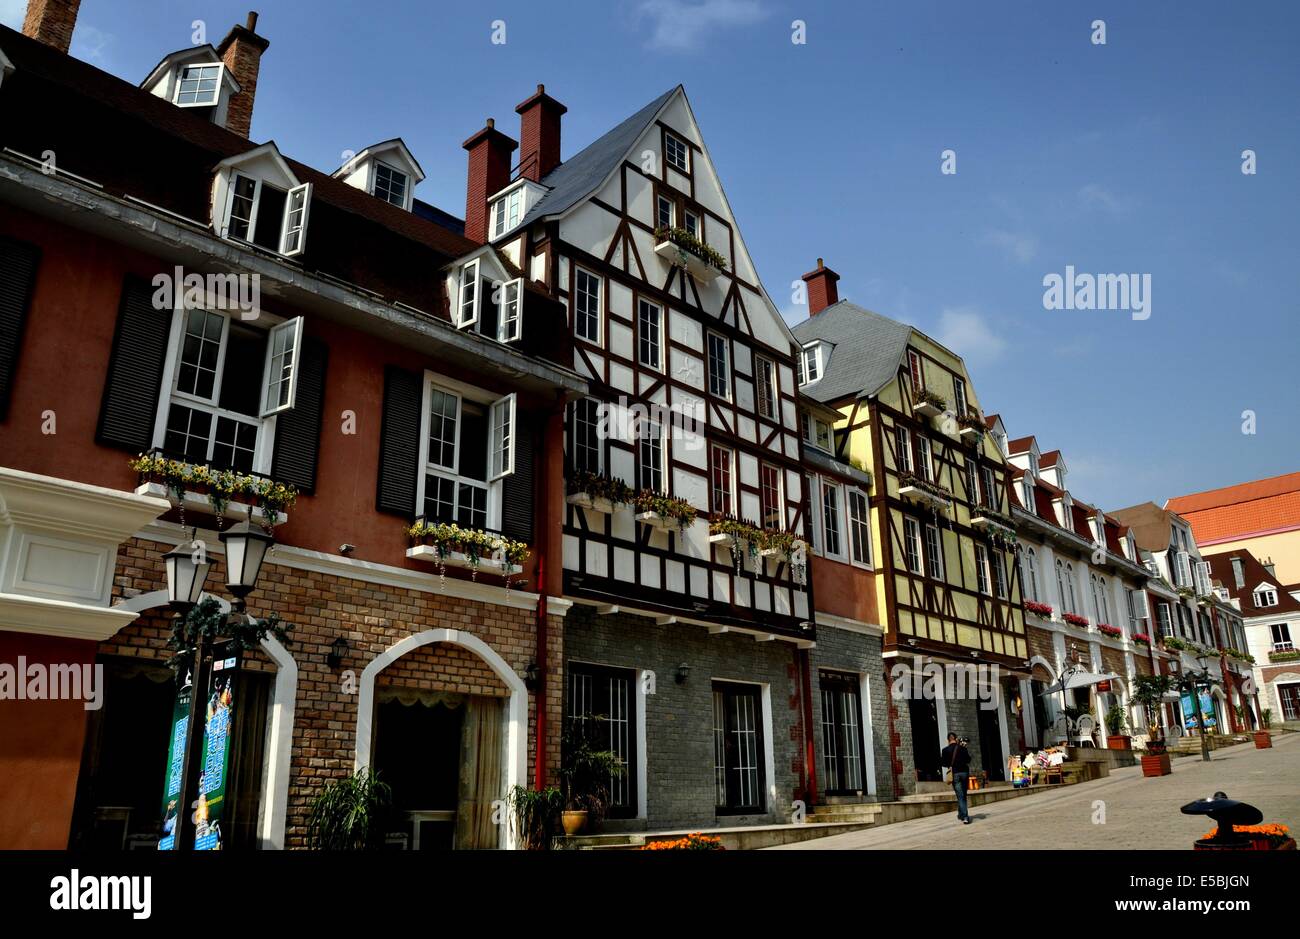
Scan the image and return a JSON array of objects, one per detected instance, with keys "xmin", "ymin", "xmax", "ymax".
[
  {"xmin": 636, "ymin": 0, "xmax": 770, "ymax": 53},
  {"xmin": 982, "ymin": 228, "xmax": 1038, "ymax": 264},
  {"xmin": 934, "ymin": 307, "xmax": 1007, "ymax": 367},
  {"xmin": 0, "ymin": 0, "xmax": 26, "ymax": 29},
  {"xmin": 71, "ymin": 24, "xmax": 113, "ymax": 62},
  {"xmin": 1078, "ymin": 183, "xmax": 1130, "ymax": 215}
]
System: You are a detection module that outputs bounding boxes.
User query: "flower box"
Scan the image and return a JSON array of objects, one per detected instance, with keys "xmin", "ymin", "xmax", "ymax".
[
  {"xmin": 566, "ymin": 492, "xmax": 615, "ymax": 515},
  {"xmin": 1140, "ymin": 753, "xmax": 1171, "ymax": 777},
  {"xmin": 912, "ymin": 392, "xmax": 945, "ymax": 419},
  {"xmin": 1062, "ymin": 613, "xmax": 1090, "ymax": 629},
  {"xmin": 1097, "ymin": 624, "xmax": 1123, "ymax": 639},
  {"xmin": 971, "ymin": 512, "xmax": 1016, "ymax": 540},
  {"xmin": 898, "ymin": 483, "xmax": 952, "ymax": 514},
  {"xmin": 406, "ymin": 544, "xmax": 522, "ymax": 576},
  {"xmin": 708, "ymin": 532, "xmax": 732, "ymax": 544},
  {"xmin": 653, "ymin": 228, "xmax": 725, "ymax": 283},
  {"xmin": 636, "ymin": 510, "xmax": 688, "ymax": 532},
  {"xmin": 134, "ymin": 480, "xmax": 288, "ymax": 526},
  {"xmin": 959, "ymin": 425, "xmax": 984, "ymax": 443},
  {"xmin": 1106, "ymin": 734, "xmax": 1131, "ymax": 750},
  {"xmin": 1024, "ymin": 600, "xmax": 1054, "ymax": 618},
  {"xmin": 1132, "ymin": 633, "xmax": 1152, "ymax": 646},
  {"xmin": 1268, "ymin": 649, "xmax": 1300, "ymax": 663}
]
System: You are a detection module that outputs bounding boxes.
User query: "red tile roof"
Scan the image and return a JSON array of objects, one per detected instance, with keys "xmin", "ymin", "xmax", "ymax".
[
  {"xmin": 1008, "ymin": 435, "xmax": 1036, "ymax": 454},
  {"xmin": 1166, "ymin": 472, "xmax": 1300, "ymax": 544},
  {"xmin": 1040, "ymin": 450, "xmax": 1062, "ymax": 468}
]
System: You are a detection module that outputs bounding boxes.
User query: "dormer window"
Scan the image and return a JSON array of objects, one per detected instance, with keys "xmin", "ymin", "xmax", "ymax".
[
  {"xmin": 798, "ymin": 343, "xmax": 822, "ymax": 386},
  {"xmin": 451, "ymin": 255, "xmax": 525, "ymax": 343},
  {"xmin": 1255, "ymin": 586, "xmax": 1279, "ymax": 607},
  {"xmin": 175, "ymin": 63, "xmax": 223, "ymax": 107},
  {"xmin": 492, "ymin": 186, "xmax": 525, "ymax": 238},
  {"xmin": 214, "ymin": 145, "xmax": 313, "ymax": 258},
  {"xmin": 801, "ymin": 412, "xmax": 832, "ymax": 452},
  {"xmin": 373, "ymin": 162, "xmax": 408, "ymax": 208}
]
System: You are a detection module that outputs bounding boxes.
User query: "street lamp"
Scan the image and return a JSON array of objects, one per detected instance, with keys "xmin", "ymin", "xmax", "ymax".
[
  {"xmin": 163, "ymin": 538, "xmax": 211, "ymax": 610},
  {"xmin": 219, "ymin": 520, "xmax": 274, "ymax": 610}
]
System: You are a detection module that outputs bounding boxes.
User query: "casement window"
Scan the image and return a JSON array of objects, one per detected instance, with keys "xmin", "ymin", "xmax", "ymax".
[
  {"xmin": 175, "ymin": 63, "xmax": 222, "ymax": 107},
  {"xmin": 819, "ymin": 671, "xmax": 866, "ymax": 794},
  {"xmin": 570, "ymin": 398, "xmax": 603, "ymax": 474},
  {"xmin": 1271, "ymin": 623, "xmax": 1293, "ymax": 651},
  {"xmin": 684, "ymin": 210, "xmax": 700, "ymax": 239},
  {"xmin": 664, "ymin": 132, "xmax": 690, "ymax": 173},
  {"xmin": 916, "ymin": 435, "xmax": 933, "ymax": 482},
  {"xmin": 656, "ymin": 195, "xmax": 675, "ymax": 231},
  {"xmin": 1255, "ymin": 587, "xmax": 1279, "ymax": 607},
  {"xmin": 799, "ymin": 344, "xmax": 821, "ymax": 385},
  {"xmin": 966, "ymin": 459, "xmax": 980, "ymax": 504},
  {"xmin": 158, "ymin": 308, "xmax": 306, "ymax": 475},
  {"xmin": 991, "ymin": 550, "xmax": 1007, "ymax": 599},
  {"xmin": 903, "ymin": 517, "xmax": 923, "ymax": 574},
  {"xmin": 1021, "ymin": 548, "xmax": 1039, "ymax": 602},
  {"xmin": 1022, "ymin": 476, "xmax": 1035, "ymax": 512},
  {"xmin": 981, "ymin": 466, "xmax": 997, "ymax": 509},
  {"xmin": 569, "ymin": 664, "xmax": 636, "ymax": 817},
  {"xmin": 847, "ymin": 488, "xmax": 872, "ymax": 566},
  {"xmin": 975, "ymin": 544, "xmax": 991, "ymax": 595},
  {"xmin": 457, "ymin": 259, "xmax": 480, "ymax": 328},
  {"xmin": 953, "ymin": 376, "xmax": 968, "ymax": 417},
  {"xmin": 498, "ymin": 278, "xmax": 523, "ymax": 342},
  {"xmin": 417, "ymin": 379, "xmax": 517, "ymax": 529},
  {"xmin": 491, "ymin": 185, "xmax": 523, "ymax": 237},
  {"xmin": 821, "ymin": 480, "xmax": 844, "ymax": 559},
  {"xmin": 907, "ymin": 349, "xmax": 924, "ymax": 393},
  {"xmin": 924, "ymin": 524, "xmax": 945, "ymax": 581},
  {"xmin": 1194, "ymin": 561, "xmax": 1213, "ymax": 596},
  {"xmin": 221, "ymin": 173, "xmax": 312, "ymax": 257},
  {"xmin": 637, "ymin": 298, "xmax": 663, "ymax": 370},
  {"xmin": 755, "ymin": 356, "xmax": 777, "ymax": 420},
  {"xmin": 1092, "ymin": 575, "xmax": 1110, "ymax": 625},
  {"xmin": 760, "ymin": 463, "xmax": 783, "ymax": 530},
  {"xmin": 574, "ymin": 267, "xmax": 601, "ymax": 344},
  {"xmin": 1126, "ymin": 589, "xmax": 1143, "ymax": 630},
  {"xmin": 1174, "ymin": 551, "xmax": 1193, "ymax": 588},
  {"xmin": 707, "ymin": 332, "xmax": 730, "ymax": 399},
  {"xmin": 1155, "ymin": 602, "xmax": 1173, "ymax": 637},
  {"xmin": 710, "ymin": 444, "xmax": 735, "ymax": 516},
  {"xmin": 801, "ymin": 412, "xmax": 832, "ymax": 451},
  {"xmin": 638, "ymin": 419, "xmax": 664, "ymax": 492},
  {"xmin": 713, "ymin": 682, "xmax": 764, "ymax": 814},
  {"xmin": 895, "ymin": 425, "xmax": 913, "ymax": 474},
  {"xmin": 1056, "ymin": 560, "xmax": 1076, "ymax": 614},
  {"xmin": 373, "ymin": 161, "xmax": 409, "ymax": 209}
]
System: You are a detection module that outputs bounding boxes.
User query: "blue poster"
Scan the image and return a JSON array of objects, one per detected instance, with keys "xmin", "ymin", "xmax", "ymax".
[{"xmin": 1181, "ymin": 691, "xmax": 1216, "ymax": 730}]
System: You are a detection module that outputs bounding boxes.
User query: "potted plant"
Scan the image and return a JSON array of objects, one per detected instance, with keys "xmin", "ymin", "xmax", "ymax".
[
  {"xmin": 305, "ymin": 768, "xmax": 392, "ymax": 850},
  {"xmin": 1254, "ymin": 708, "xmax": 1273, "ymax": 749},
  {"xmin": 507, "ymin": 785, "xmax": 563, "ymax": 850},
  {"xmin": 558, "ymin": 722, "xmax": 624, "ymax": 837},
  {"xmin": 1133, "ymin": 675, "xmax": 1173, "ymax": 775},
  {"xmin": 1105, "ymin": 702, "xmax": 1131, "ymax": 749}
]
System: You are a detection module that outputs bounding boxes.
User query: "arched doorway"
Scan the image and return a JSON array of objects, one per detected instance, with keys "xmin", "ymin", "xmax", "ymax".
[{"xmin": 355, "ymin": 628, "xmax": 526, "ymax": 850}]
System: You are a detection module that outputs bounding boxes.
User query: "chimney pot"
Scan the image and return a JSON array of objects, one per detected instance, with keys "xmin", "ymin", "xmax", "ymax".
[
  {"xmin": 246, "ymin": 11, "xmax": 259, "ymax": 30},
  {"xmin": 801, "ymin": 258, "xmax": 841, "ymax": 315},
  {"xmin": 22, "ymin": 0, "xmax": 82, "ymax": 54},
  {"xmin": 516, "ymin": 83, "xmax": 567, "ymax": 183}
]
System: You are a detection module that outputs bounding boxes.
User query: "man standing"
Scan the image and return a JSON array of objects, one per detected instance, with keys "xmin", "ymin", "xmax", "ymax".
[{"xmin": 940, "ymin": 733, "xmax": 973, "ymax": 824}]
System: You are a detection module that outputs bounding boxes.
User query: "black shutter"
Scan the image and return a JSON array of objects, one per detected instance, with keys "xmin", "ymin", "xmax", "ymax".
[
  {"xmin": 96, "ymin": 276, "xmax": 172, "ymax": 452},
  {"xmin": 270, "ymin": 335, "xmax": 328, "ymax": 493},
  {"xmin": 376, "ymin": 365, "xmax": 422, "ymax": 516},
  {"xmin": 0, "ymin": 237, "xmax": 41, "ymax": 422},
  {"xmin": 500, "ymin": 412, "xmax": 535, "ymax": 542}
]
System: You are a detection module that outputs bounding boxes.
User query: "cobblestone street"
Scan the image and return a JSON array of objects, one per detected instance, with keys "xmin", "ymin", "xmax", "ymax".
[{"xmin": 772, "ymin": 735, "xmax": 1300, "ymax": 850}]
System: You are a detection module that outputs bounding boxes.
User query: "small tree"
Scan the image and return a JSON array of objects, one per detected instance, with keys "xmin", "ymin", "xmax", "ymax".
[
  {"xmin": 306, "ymin": 768, "xmax": 392, "ymax": 850},
  {"xmin": 1105, "ymin": 701, "xmax": 1128, "ymax": 736},
  {"xmin": 507, "ymin": 785, "xmax": 563, "ymax": 850},
  {"xmin": 1133, "ymin": 674, "xmax": 1173, "ymax": 740}
]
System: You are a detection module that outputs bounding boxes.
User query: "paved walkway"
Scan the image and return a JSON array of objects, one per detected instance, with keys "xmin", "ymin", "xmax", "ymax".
[{"xmin": 770, "ymin": 734, "xmax": 1300, "ymax": 850}]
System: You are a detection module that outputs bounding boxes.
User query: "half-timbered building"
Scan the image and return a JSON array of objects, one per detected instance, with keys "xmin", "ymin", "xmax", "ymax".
[
  {"xmin": 467, "ymin": 84, "xmax": 816, "ymax": 828},
  {"xmin": 792, "ymin": 261, "xmax": 1024, "ymax": 795}
]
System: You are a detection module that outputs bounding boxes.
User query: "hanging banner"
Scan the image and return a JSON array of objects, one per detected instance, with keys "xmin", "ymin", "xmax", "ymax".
[
  {"xmin": 157, "ymin": 665, "xmax": 194, "ymax": 850},
  {"xmin": 1181, "ymin": 690, "xmax": 1217, "ymax": 730},
  {"xmin": 194, "ymin": 641, "xmax": 241, "ymax": 851}
]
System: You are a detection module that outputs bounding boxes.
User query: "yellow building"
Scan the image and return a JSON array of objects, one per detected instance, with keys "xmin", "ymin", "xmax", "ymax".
[{"xmin": 793, "ymin": 261, "xmax": 1025, "ymax": 794}]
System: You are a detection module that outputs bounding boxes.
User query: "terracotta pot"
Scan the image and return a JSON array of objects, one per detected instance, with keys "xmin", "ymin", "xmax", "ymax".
[
  {"xmin": 1141, "ymin": 754, "xmax": 1171, "ymax": 777},
  {"xmin": 560, "ymin": 810, "xmax": 589, "ymax": 836},
  {"xmin": 1254, "ymin": 731, "xmax": 1273, "ymax": 750},
  {"xmin": 1106, "ymin": 735, "xmax": 1131, "ymax": 750}
]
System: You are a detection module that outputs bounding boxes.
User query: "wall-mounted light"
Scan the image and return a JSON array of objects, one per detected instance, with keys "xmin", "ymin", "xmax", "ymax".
[
  {"xmin": 1012, "ymin": 691, "xmax": 1023, "ymax": 712},
  {"xmin": 524, "ymin": 661, "xmax": 540, "ymax": 691},
  {"xmin": 675, "ymin": 663, "xmax": 691, "ymax": 685},
  {"xmin": 327, "ymin": 636, "xmax": 349, "ymax": 669}
]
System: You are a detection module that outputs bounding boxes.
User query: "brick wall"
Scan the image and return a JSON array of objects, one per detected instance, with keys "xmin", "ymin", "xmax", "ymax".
[
  {"xmin": 1026, "ymin": 625, "xmax": 1057, "ymax": 670},
  {"xmin": 808, "ymin": 628, "xmax": 894, "ymax": 801},
  {"xmin": 107, "ymin": 535, "xmax": 560, "ymax": 848},
  {"xmin": 562, "ymin": 606, "xmax": 799, "ymax": 830}
]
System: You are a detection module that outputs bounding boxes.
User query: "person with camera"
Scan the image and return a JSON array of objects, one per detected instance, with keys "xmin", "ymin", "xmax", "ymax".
[{"xmin": 940, "ymin": 732, "xmax": 973, "ymax": 824}]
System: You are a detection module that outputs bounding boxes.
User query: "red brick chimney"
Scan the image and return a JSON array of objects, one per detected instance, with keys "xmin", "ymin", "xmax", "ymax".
[
  {"xmin": 462, "ymin": 118, "xmax": 518, "ymax": 243},
  {"xmin": 801, "ymin": 258, "xmax": 841, "ymax": 315},
  {"xmin": 515, "ymin": 83, "xmax": 566, "ymax": 183},
  {"xmin": 216, "ymin": 12, "xmax": 270, "ymax": 138},
  {"xmin": 22, "ymin": 0, "xmax": 81, "ymax": 53}
]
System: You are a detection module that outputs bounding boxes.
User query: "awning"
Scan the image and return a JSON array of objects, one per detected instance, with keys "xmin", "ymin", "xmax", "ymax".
[{"xmin": 1038, "ymin": 670, "xmax": 1121, "ymax": 695}]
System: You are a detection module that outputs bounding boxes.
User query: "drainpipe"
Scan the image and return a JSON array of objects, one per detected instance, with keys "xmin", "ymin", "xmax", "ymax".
[
  {"xmin": 534, "ymin": 552, "xmax": 548, "ymax": 789},
  {"xmin": 798, "ymin": 646, "xmax": 818, "ymax": 808}
]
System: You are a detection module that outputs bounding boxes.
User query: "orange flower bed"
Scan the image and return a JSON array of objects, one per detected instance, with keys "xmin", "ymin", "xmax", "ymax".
[
  {"xmin": 1201, "ymin": 823, "xmax": 1293, "ymax": 849},
  {"xmin": 642, "ymin": 832, "xmax": 725, "ymax": 851}
]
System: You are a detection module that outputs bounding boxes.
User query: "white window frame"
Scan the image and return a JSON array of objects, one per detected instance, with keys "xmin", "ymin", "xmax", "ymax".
[
  {"xmin": 498, "ymin": 278, "xmax": 523, "ymax": 343},
  {"xmin": 683, "ymin": 209, "xmax": 700, "ymax": 238},
  {"xmin": 707, "ymin": 332, "xmax": 731, "ymax": 400},
  {"xmin": 924, "ymin": 523, "xmax": 945, "ymax": 581},
  {"xmin": 279, "ymin": 183, "xmax": 312, "ymax": 257},
  {"xmin": 916, "ymin": 435, "xmax": 933, "ymax": 482},
  {"xmin": 656, "ymin": 194, "xmax": 675, "ymax": 231},
  {"xmin": 903, "ymin": 517, "xmax": 923, "ymax": 574},
  {"xmin": 953, "ymin": 376, "xmax": 968, "ymax": 417},
  {"xmin": 174, "ymin": 62, "xmax": 224, "ymax": 108},
  {"xmin": 489, "ymin": 393, "xmax": 517, "ymax": 480},
  {"xmin": 638, "ymin": 418, "xmax": 665, "ymax": 493},
  {"xmin": 1021, "ymin": 548, "xmax": 1039, "ymax": 602},
  {"xmin": 574, "ymin": 267, "xmax": 602, "ymax": 345},
  {"xmin": 710, "ymin": 444, "xmax": 735, "ymax": 516},
  {"xmin": 755, "ymin": 356, "xmax": 777, "ymax": 420},
  {"xmin": 637, "ymin": 298, "xmax": 664, "ymax": 371},
  {"xmin": 222, "ymin": 172, "xmax": 262, "ymax": 243},
  {"xmin": 492, "ymin": 185, "xmax": 524, "ymax": 237},
  {"xmin": 1255, "ymin": 587, "xmax": 1279, "ymax": 607},
  {"xmin": 821, "ymin": 479, "xmax": 846, "ymax": 561},
  {"xmin": 664, "ymin": 132, "xmax": 690, "ymax": 173},
  {"xmin": 372, "ymin": 160, "xmax": 409, "ymax": 210},
  {"xmin": 847, "ymin": 487, "xmax": 872, "ymax": 568},
  {"xmin": 896, "ymin": 425, "xmax": 913, "ymax": 474},
  {"xmin": 259, "ymin": 316, "xmax": 305, "ymax": 417},
  {"xmin": 760, "ymin": 462, "xmax": 784, "ymax": 531},
  {"xmin": 457, "ymin": 259, "xmax": 481, "ymax": 328},
  {"xmin": 975, "ymin": 543, "xmax": 991, "ymax": 595}
]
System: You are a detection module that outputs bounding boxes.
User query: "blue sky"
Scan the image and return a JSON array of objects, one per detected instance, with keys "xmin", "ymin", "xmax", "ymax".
[{"xmin": 5, "ymin": 0, "xmax": 1297, "ymax": 511}]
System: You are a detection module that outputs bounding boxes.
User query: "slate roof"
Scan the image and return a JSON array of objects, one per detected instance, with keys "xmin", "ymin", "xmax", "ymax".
[
  {"xmin": 789, "ymin": 301, "xmax": 914, "ymax": 404},
  {"xmin": 517, "ymin": 86, "xmax": 678, "ymax": 228}
]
